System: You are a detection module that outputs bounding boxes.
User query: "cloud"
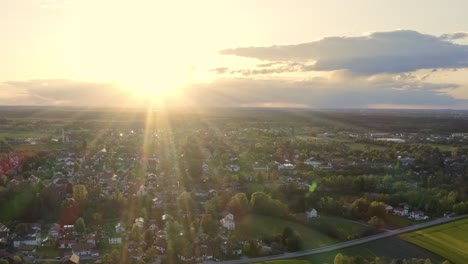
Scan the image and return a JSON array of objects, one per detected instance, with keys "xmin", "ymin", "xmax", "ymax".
[
  {"xmin": 210, "ymin": 67, "xmax": 229, "ymax": 74},
  {"xmin": 183, "ymin": 75, "xmax": 468, "ymax": 109},
  {"xmin": 0, "ymin": 79, "xmax": 132, "ymax": 106},
  {"xmin": 229, "ymin": 62, "xmax": 313, "ymax": 76},
  {"xmin": 220, "ymin": 30, "xmax": 468, "ymax": 75},
  {"xmin": 440, "ymin": 32, "xmax": 468, "ymax": 40}
]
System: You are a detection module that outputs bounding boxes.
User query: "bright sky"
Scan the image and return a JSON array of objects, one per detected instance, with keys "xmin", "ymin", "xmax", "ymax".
[{"xmin": 2, "ymin": 0, "xmax": 468, "ymax": 108}]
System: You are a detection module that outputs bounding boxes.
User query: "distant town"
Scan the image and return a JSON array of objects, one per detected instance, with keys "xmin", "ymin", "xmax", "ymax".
[{"xmin": 0, "ymin": 108, "xmax": 466, "ymax": 264}]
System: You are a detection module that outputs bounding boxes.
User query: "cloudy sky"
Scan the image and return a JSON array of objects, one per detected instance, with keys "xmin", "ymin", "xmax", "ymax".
[{"xmin": 2, "ymin": 0, "xmax": 468, "ymax": 109}]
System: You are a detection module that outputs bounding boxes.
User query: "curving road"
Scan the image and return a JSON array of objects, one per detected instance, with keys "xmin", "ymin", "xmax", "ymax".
[{"xmin": 214, "ymin": 214, "xmax": 468, "ymax": 264}]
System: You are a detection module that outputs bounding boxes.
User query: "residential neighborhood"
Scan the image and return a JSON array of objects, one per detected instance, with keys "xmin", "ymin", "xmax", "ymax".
[{"xmin": 0, "ymin": 109, "xmax": 466, "ymax": 264}]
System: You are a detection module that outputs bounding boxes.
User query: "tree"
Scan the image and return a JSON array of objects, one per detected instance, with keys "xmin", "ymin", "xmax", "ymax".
[
  {"xmin": 131, "ymin": 224, "xmax": 141, "ymax": 241},
  {"xmin": 13, "ymin": 256, "xmax": 21, "ymax": 263},
  {"xmin": 73, "ymin": 184, "xmax": 88, "ymax": 204},
  {"xmin": 227, "ymin": 193, "xmax": 249, "ymax": 217},
  {"xmin": 368, "ymin": 201, "xmax": 387, "ymax": 219},
  {"xmin": 177, "ymin": 191, "xmax": 197, "ymax": 218},
  {"xmin": 144, "ymin": 229, "xmax": 154, "ymax": 246},
  {"xmin": 145, "ymin": 248, "xmax": 157, "ymax": 262},
  {"xmin": 204, "ymin": 196, "xmax": 223, "ymax": 214},
  {"xmin": 368, "ymin": 216, "xmax": 385, "ymax": 229},
  {"xmin": 75, "ymin": 217, "xmax": 86, "ymax": 233},
  {"xmin": 200, "ymin": 217, "xmax": 217, "ymax": 236},
  {"xmin": 15, "ymin": 223, "xmax": 28, "ymax": 236}
]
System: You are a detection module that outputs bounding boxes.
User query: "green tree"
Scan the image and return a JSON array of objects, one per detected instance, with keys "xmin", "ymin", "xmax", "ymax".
[
  {"xmin": 13, "ymin": 256, "xmax": 21, "ymax": 263},
  {"xmin": 73, "ymin": 184, "xmax": 88, "ymax": 204},
  {"xmin": 131, "ymin": 224, "xmax": 141, "ymax": 241},
  {"xmin": 75, "ymin": 217, "xmax": 86, "ymax": 233},
  {"xmin": 227, "ymin": 193, "xmax": 249, "ymax": 217},
  {"xmin": 145, "ymin": 248, "xmax": 157, "ymax": 261},
  {"xmin": 368, "ymin": 216, "xmax": 385, "ymax": 228},
  {"xmin": 144, "ymin": 229, "xmax": 154, "ymax": 246},
  {"xmin": 15, "ymin": 223, "xmax": 28, "ymax": 236},
  {"xmin": 368, "ymin": 201, "xmax": 387, "ymax": 219}
]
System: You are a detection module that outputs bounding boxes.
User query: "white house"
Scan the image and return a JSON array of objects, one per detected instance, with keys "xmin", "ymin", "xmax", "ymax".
[
  {"xmin": 72, "ymin": 243, "xmax": 96, "ymax": 256},
  {"xmin": 225, "ymin": 165, "xmax": 240, "ymax": 172},
  {"xmin": 393, "ymin": 207, "xmax": 409, "ymax": 216},
  {"xmin": 134, "ymin": 217, "xmax": 145, "ymax": 229},
  {"xmin": 115, "ymin": 222, "xmax": 126, "ymax": 233},
  {"xmin": 410, "ymin": 210, "xmax": 428, "ymax": 220},
  {"xmin": 385, "ymin": 205, "xmax": 393, "ymax": 212},
  {"xmin": 108, "ymin": 237, "xmax": 122, "ymax": 245},
  {"xmin": 304, "ymin": 158, "xmax": 322, "ymax": 167},
  {"xmin": 136, "ymin": 185, "xmax": 147, "ymax": 196},
  {"xmin": 220, "ymin": 213, "xmax": 235, "ymax": 230},
  {"xmin": 306, "ymin": 209, "xmax": 318, "ymax": 219},
  {"xmin": 13, "ymin": 234, "xmax": 41, "ymax": 248},
  {"xmin": 149, "ymin": 220, "xmax": 158, "ymax": 231},
  {"xmin": 278, "ymin": 163, "xmax": 295, "ymax": 171}
]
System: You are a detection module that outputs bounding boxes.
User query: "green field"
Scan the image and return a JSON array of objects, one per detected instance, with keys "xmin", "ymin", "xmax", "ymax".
[
  {"xmin": 257, "ymin": 260, "xmax": 311, "ymax": 264},
  {"xmin": 311, "ymin": 215, "xmax": 369, "ymax": 240},
  {"xmin": 297, "ymin": 237, "xmax": 445, "ymax": 264},
  {"xmin": 236, "ymin": 214, "xmax": 339, "ymax": 250},
  {"xmin": 400, "ymin": 218, "xmax": 468, "ymax": 264}
]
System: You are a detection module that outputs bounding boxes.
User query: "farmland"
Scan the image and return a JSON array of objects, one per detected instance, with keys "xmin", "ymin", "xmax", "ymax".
[
  {"xmin": 400, "ymin": 218, "xmax": 468, "ymax": 264},
  {"xmin": 235, "ymin": 214, "xmax": 340, "ymax": 250},
  {"xmin": 295, "ymin": 237, "xmax": 445, "ymax": 264}
]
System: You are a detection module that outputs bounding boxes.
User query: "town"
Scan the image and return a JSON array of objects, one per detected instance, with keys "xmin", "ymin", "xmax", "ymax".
[{"xmin": 0, "ymin": 108, "xmax": 467, "ymax": 264}]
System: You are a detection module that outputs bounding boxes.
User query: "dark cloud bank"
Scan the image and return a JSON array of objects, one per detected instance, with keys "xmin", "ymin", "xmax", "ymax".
[{"xmin": 2, "ymin": 30, "xmax": 468, "ymax": 109}]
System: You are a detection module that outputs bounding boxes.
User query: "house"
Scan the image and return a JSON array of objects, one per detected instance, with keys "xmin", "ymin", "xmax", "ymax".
[
  {"xmin": 305, "ymin": 208, "xmax": 318, "ymax": 219},
  {"xmin": 62, "ymin": 254, "xmax": 80, "ymax": 264},
  {"xmin": 152, "ymin": 197, "xmax": 164, "ymax": 208},
  {"xmin": 108, "ymin": 237, "xmax": 122, "ymax": 245},
  {"xmin": 115, "ymin": 222, "xmax": 126, "ymax": 233},
  {"xmin": 0, "ymin": 222, "xmax": 9, "ymax": 238},
  {"xmin": 220, "ymin": 213, "xmax": 235, "ymax": 230},
  {"xmin": 134, "ymin": 217, "xmax": 145, "ymax": 229},
  {"xmin": 84, "ymin": 234, "xmax": 97, "ymax": 246},
  {"xmin": 304, "ymin": 158, "xmax": 322, "ymax": 167},
  {"xmin": 136, "ymin": 184, "xmax": 147, "ymax": 196},
  {"xmin": 225, "ymin": 165, "xmax": 240, "ymax": 172},
  {"xmin": 49, "ymin": 223, "xmax": 62, "ymax": 238},
  {"xmin": 410, "ymin": 210, "xmax": 428, "ymax": 220},
  {"xmin": 149, "ymin": 220, "xmax": 158, "ymax": 231},
  {"xmin": 385, "ymin": 205, "xmax": 394, "ymax": 212},
  {"xmin": 71, "ymin": 243, "xmax": 96, "ymax": 256},
  {"xmin": 393, "ymin": 207, "xmax": 409, "ymax": 217},
  {"xmin": 208, "ymin": 189, "xmax": 217, "ymax": 197},
  {"xmin": 397, "ymin": 156, "xmax": 416, "ymax": 166},
  {"xmin": 58, "ymin": 239, "xmax": 77, "ymax": 249},
  {"xmin": 202, "ymin": 162, "xmax": 209, "ymax": 172},
  {"xmin": 13, "ymin": 234, "xmax": 41, "ymax": 247},
  {"xmin": 278, "ymin": 163, "xmax": 295, "ymax": 171},
  {"xmin": 253, "ymin": 162, "xmax": 269, "ymax": 171},
  {"xmin": 18, "ymin": 244, "xmax": 36, "ymax": 255}
]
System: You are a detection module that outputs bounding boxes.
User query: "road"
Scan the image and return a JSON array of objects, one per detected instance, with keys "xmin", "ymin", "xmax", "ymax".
[{"xmin": 214, "ymin": 214, "xmax": 468, "ymax": 264}]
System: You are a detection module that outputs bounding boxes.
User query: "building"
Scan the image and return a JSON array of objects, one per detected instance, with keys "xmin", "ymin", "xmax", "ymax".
[
  {"xmin": 220, "ymin": 213, "xmax": 235, "ymax": 230},
  {"xmin": 62, "ymin": 254, "xmax": 80, "ymax": 264},
  {"xmin": 306, "ymin": 208, "xmax": 318, "ymax": 219},
  {"xmin": 108, "ymin": 237, "xmax": 122, "ymax": 245}
]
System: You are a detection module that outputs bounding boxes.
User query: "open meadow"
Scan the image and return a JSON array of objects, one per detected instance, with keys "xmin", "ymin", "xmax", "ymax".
[{"xmin": 400, "ymin": 218, "xmax": 468, "ymax": 264}]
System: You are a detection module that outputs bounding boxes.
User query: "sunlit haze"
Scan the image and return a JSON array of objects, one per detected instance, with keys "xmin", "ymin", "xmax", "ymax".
[{"xmin": 2, "ymin": 0, "xmax": 468, "ymax": 109}]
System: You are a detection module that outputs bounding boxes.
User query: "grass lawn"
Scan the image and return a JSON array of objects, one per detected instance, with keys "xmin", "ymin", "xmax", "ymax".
[
  {"xmin": 257, "ymin": 260, "xmax": 311, "ymax": 264},
  {"xmin": 400, "ymin": 218, "xmax": 468, "ymax": 264},
  {"xmin": 385, "ymin": 214, "xmax": 421, "ymax": 229},
  {"xmin": 297, "ymin": 237, "xmax": 445, "ymax": 264},
  {"xmin": 311, "ymin": 215, "xmax": 369, "ymax": 240},
  {"xmin": 236, "ymin": 214, "xmax": 339, "ymax": 250}
]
